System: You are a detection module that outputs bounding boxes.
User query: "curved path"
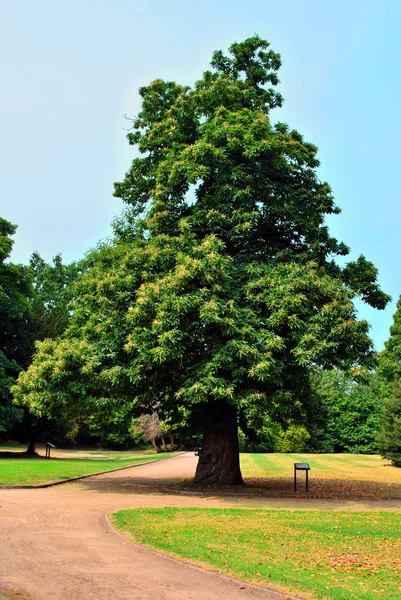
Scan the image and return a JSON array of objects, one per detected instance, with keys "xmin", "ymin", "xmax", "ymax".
[{"xmin": 1, "ymin": 453, "xmax": 399, "ymax": 600}]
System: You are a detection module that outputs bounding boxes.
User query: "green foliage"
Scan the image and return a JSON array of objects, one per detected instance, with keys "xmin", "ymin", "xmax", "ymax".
[
  {"xmin": 379, "ymin": 295, "xmax": 401, "ymax": 396},
  {"xmin": 377, "ymin": 297, "xmax": 401, "ymax": 466},
  {"xmin": 238, "ymin": 418, "xmax": 279, "ymax": 452},
  {"xmin": 0, "ymin": 218, "xmax": 31, "ymax": 436},
  {"xmin": 82, "ymin": 403, "xmax": 136, "ymax": 448},
  {"xmin": 274, "ymin": 424, "xmax": 310, "ymax": 453},
  {"xmin": 307, "ymin": 370, "xmax": 382, "ymax": 454},
  {"xmin": 29, "ymin": 251, "xmax": 82, "ymax": 341},
  {"xmin": 13, "ymin": 37, "xmax": 389, "ymax": 468},
  {"xmin": 0, "ymin": 227, "xmax": 81, "ymax": 442},
  {"xmin": 377, "ymin": 382, "xmax": 401, "ymax": 467}
]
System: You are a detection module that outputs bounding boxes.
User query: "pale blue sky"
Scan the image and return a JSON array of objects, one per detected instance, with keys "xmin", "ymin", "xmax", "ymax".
[{"xmin": 1, "ymin": 0, "xmax": 400, "ymax": 349}]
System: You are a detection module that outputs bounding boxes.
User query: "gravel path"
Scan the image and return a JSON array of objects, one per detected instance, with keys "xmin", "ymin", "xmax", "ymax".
[{"xmin": 1, "ymin": 453, "xmax": 400, "ymax": 600}]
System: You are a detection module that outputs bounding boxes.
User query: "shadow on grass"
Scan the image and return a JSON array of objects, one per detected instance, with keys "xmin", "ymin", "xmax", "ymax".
[
  {"xmin": 81, "ymin": 474, "xmax": 401, "ymax": 500},
  {"xmin": 173, "ymin": 476, "xmax": 401, "ymax": 500},
  {"xmin": 0, "ymin": 451, "xmax": 38, "ymax": 459}
]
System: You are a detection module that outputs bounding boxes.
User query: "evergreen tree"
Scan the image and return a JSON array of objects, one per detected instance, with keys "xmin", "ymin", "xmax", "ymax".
[
  {"xmin": 377, "ymin": 382, "xmax": 401, "ymax": 466},
  {"xmin": 0, "ymin": 218, "xmax": 32, "ymax": 437},
  {"xmin": 377, "ymin": 296, "xmax": 401, "ymax": 465},
  {"xmin": 13, "ymin": 37, "xmax": 389, "ymax": 484},
  {"xmin": 308, "ymin": 370, "xmax": 382, "ymax": 454},
  {"xmin": 379, "ymin": 295, "xmax": 401, "ymax": 395}
]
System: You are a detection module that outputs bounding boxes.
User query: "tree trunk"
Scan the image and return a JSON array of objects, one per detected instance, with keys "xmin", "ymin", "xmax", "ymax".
[
  {"xmin": 195, "ymin": 402, "xmax": 244, "ymax": 485},
  {"xmin": 26, "ymin": 440, "xmax": 37, "ymax": 456},
  {"xmin": 151, "ymin": 438, "xmax": 162, "ymax": 453}
]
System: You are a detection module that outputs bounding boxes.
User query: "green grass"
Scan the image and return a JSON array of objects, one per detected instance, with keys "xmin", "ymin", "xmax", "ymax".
[
  {"xmin": 240, "ymin": 453, "xmax": 396, "ymax": 480},
  {"xmin": 0, "ymin": 443, "xmax": 26, "ymax": 451},
  {"xmin": 238, "ymin": 453, "xmax": 401, "ymax": 500},
  {"xmin": 112, "ymin": 507, "xmax": 401, "ymax": 600},
  {"xmin": 0, "ymin": 451, "xmax": 179, "ymax": 485}
]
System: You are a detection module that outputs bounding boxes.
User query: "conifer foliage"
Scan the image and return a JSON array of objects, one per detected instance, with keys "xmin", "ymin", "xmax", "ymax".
[
  {"xmin": 377, "ymin": 382, "xmax": 401, "ymax": 467},
  {"xmin": 0, "ymin": 218, "xmax": 32, "ymax": 435},
  {"xmin": 379, "ymin": 296, "xmax": 401, "ymax": 392},
  {"xmin": 378, "ymin": 296, "xmax": 401, "ymax": 466},
  {"xmin": 14, "ymin": 37, "xmax": 389, "ymax": 484}
]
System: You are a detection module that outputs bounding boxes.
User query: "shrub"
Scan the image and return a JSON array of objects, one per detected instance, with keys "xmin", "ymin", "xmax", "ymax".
[{"xmin": 274, "ymin": 424, "xmax": 310, "ymax": 453}]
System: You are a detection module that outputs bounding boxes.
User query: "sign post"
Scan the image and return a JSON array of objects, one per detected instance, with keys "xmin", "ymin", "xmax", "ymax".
[
  {"xmin": 45, "ymin": 442, "xmax": 56, "ymax": 459},
  {"xmin": 294, "ymin": 463, "xmax": 310, "ymax": 492}
]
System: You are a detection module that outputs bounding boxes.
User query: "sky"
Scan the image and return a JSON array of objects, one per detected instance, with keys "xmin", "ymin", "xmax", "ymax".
[{"xmin": 1, "ymin": 0, "xmax": 400, "ymax": 350}]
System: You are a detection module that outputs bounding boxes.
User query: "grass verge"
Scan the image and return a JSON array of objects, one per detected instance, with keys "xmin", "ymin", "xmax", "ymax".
[
  {"xmin": 238, "ymin": 454, "xmax": 401, "ymax": 500},
  {"xmin": 0, "ymin": 451, "xmax": 179, "ymax": 486},
  {"xmin": 111, "ymin": 507, "xmax": 401, "ymax": 600}
]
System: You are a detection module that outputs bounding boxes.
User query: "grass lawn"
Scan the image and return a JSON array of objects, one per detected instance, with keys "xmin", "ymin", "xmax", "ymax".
[
  {"xmin": 112, "ymin": 507, "xmax": 401, "ymax": 600},
  {"xmin": 0, "ymin": 591, "xmax": 31, "ymax": 600},
  {"xmin": 0, "ymin": 450, "xmax": 179, "ymax": 486},
  {"xmin": 237, "ymin": 454, "xmax": 401, "ymax": 500}
]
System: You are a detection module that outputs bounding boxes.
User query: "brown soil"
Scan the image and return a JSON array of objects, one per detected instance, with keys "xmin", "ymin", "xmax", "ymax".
[{"xmin": 1, "ymin": 453, "xmax": 400, "ymax": 600}]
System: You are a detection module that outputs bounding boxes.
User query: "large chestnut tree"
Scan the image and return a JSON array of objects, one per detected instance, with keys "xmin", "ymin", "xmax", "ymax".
[{"xmin": 14, "ymin": 37, "xmax": 389, "ymax": 484}]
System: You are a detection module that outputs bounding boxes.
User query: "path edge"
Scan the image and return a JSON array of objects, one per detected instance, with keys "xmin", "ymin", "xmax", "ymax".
[{"xmin": 105, "ymin": 511, "xmax": 304, "ymax": 600}]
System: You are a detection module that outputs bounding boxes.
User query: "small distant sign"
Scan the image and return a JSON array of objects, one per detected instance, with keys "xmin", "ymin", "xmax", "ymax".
[
  {"xmin": 45, "ymin": 442, "xmax": 56, "ymax": 458},
  {"xmin": 294, "ymin": 463, "xmax": 310, "ymax": 470},
  {"xmin": 294, "ymin": 462, "xmax": 310, "ymax": 492}
]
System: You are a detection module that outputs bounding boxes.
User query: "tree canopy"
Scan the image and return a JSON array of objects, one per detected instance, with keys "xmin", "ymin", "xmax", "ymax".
[
  {"xmin": 0, "ymin": 221, "xmax": 80, "ymax": 444},
  {"xmin": 13, "ymin": 36, "xmax": 390, "ymax": 483},
  {"xmin": 379, "ymin": 296, "xmax": 401, "ymax": 393},
  {"xmin": 0, "ymin": 218, "xmax": 32, "ymax": 436},
  {"xmin": 377, "ymin": 296, "xmax": 401, "ymax": 465},
  {"xmin": 29, "ymin": 251, "xmax": 82, "ymax": 341},
  {"xmin": 309, "ymin": 369, "xmax": 382, "ymax": 454}
]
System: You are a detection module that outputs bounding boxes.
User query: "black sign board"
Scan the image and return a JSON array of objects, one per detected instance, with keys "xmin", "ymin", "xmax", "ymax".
[
  {"xmin": 294, "ymin": 462, "xmax": 310, "ymax": 492},
  {"xmin": 45, "ymin": 442, "xmax": 56, "ymax": 459}
]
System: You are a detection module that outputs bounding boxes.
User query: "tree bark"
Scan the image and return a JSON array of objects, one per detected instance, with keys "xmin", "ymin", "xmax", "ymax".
[
  {"xmin": 151, "ymin": 438, "xmax": 162, "ymax": 453},
  {"xmin": 195, "ymin": 402, "xmax": 244, "ymax": 485},
  {"xmin": 26, "ymin": 440, "xmax": 37, "ymax": 456}
]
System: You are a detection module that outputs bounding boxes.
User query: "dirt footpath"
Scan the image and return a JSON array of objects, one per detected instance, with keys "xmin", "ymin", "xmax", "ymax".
[{"xmin": 0, "ymin": 453, "xmax": 399, "ymax": 600}]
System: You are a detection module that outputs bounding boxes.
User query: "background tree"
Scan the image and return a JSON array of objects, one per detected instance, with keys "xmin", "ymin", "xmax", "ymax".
[
  {"xmin": 307, "ymin": 369, "xmax": 382, "ymax": 453},
  {"xmin": 11, "ymin": 251, "xmax": 81, "ymax": 452},
  {"xmin": 379, "ymin": 295, "xmax": 401, "ymax": 395},
  {"xmin": 13, "ymin": 36, "xmax": 389, "ymax": 483},
  {"xmin": 130, "ymin": 413, "xmax": 165, "ymax": 452},
  {"xmin": 377, "ymin": 382, "xmax": 401, "ymax": 466},
  {"xmin": 29, "ymin": 251, "xmax": 82, "ymax": 341},
  {"xmin": 377, "ymin": 296, "xmax": 401, "ymax": 464},
  {"xmin": 0, "ymin": 218, "xmax": 32, "ymax": 439}
]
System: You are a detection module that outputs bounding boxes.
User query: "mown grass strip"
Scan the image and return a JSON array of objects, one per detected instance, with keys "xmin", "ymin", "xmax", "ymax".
[
  {"xmin": 0, "ymin": 452, "xmax": 179, "ymax": 486},
  {"xmin": 111, "ymin": 507, "xmax": 401, "ymax": 600},
  {"xmin": 241, "ymin": 453, "xmax": 400, "ymax": 483}
]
